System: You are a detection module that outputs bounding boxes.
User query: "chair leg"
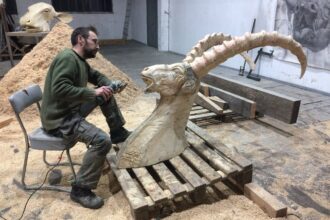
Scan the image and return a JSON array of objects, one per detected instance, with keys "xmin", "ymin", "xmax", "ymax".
[
  {"xmin": 21, "ymin": 148, "xmax": 71, "ymax": 193},
  {"xmin": 42, "ymin": 150, "xmax": 80, "ymax": 166},
  {"xmin": 66, "ymin": 149, "xmax": 77, "ymax": 180},
  {"xmin": 21, "ymin": 147, "xmax": 30, "ymax": 190}
]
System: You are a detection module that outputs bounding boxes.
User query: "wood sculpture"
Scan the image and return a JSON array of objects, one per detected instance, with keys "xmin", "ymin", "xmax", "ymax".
[
  {"xmin": 116, "ymin": 31, "xmax": 307, "ymax": 168},
  {"xmin": 19, "ymin": 2, "xmax": 72, "ymax": 32}
]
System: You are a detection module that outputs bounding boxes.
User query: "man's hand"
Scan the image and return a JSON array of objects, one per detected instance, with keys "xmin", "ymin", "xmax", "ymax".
[{"xmin": 95, "ymin": 86, "xmax": 113, "ymax": 101}]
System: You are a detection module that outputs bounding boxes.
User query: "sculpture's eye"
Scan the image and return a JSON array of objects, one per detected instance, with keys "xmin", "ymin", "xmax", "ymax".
[{"xmin": 43, "ymin": 9, "xmax": 50, "ymax": 13}]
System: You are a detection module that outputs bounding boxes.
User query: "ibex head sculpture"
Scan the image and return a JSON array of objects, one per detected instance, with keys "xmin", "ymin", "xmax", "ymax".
[
  {"xmin": 116, "ymin": 31, "xmax": 307, "ymax": 168},
  {"xmin": 20, "ymin": 2, "xmax": 72, "ymax": 32}
]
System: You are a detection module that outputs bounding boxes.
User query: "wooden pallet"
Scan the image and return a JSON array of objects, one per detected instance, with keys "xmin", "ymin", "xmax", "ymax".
[{"xmin": 107, "ymin": 122, "xmax": 252, "ymax": 220}]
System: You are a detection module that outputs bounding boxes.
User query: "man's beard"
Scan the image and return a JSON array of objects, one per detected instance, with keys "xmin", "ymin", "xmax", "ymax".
[{"xmin": 83, "ymin": 47, "xmax": 98, "ymax": 59}]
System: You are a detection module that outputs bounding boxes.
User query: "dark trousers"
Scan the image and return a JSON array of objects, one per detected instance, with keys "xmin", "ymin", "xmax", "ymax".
[{"xmin": 60, "ymin": 96, "xmax": 125, "ymax": 189}]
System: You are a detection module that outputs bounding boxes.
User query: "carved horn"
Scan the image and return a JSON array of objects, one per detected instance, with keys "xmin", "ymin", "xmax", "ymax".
[
  {"xmin": 183, "ymin": 33, "xmax": 232, "ymax": 63},
  {"xmin": 184, "ymin": 33, "xmax": 256, "ymax": 70},
  {"xmin": 190, "ymin": 31, "xmax": 307, "ymax": 79}
]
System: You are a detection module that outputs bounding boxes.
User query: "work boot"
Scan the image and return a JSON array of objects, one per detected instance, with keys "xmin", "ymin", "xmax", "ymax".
[
  {"xmin": 110, "ymin": 127, "xmax": 131, "ymax": 144},
  {"xmin": 70, "ymin": 185, "xmax": 104, "ymax": 209}
]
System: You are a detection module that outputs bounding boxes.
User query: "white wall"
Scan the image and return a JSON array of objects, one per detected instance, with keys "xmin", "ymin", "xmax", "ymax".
[
  {"xmin": 168, "ymin": 0, "xmax": 260, "ymax": 68},
  {"xmin": 164, "ymin": 0, "xmax": 330, "ymax": 94},
  {"xmin": 16, "ymin": 0, "xmax": 128, "ymax": 40},
  {"xmin": 130, "ymin": 0, "xmax": 147, "ymax": 44}
]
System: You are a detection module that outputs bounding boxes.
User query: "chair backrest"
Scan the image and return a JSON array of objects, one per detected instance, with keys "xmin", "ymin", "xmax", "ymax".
[{"xmin": 8, "ymin": 84, "xmax": 42, "ymax": 114}]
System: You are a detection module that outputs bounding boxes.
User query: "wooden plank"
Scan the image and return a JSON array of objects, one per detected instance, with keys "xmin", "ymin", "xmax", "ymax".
[
  {"xmin": 203, "ymin": 73, "xmax": 301, "ymax": 123},
  {"xmin": 185, "ymin": 131, "xmax": 239, "ymax": 175},
  {"xmin": 207, "ymin": 84, "xmax": 256, "ymax": 119},
  {"xmin": 244, "ymin": 183, "xmax": 287, "ymax": 218},
  {"xmin": 169, "ymin": 156, "xmax": 205, "ymax": 190},
  {"xmin": 190, "ymin": 109, "xmax": 209, "ymax": 115},
  {"xmin": 189, "ymin": 112, "xmax": 217, "ymax": 120},
  {"xmin": 108, "ymin": 154, "xmax": 149, "ymax": 219},
  {"xmin": 209, "ymin": 96, "xmax": 229, "ymax": 110},
  {"xmin": 187, "ymin": 121, "xmax": 252, "ymax": 170},
  {"xmin": 132, "ymin": 167, "xmax": 168, "ymax": 204},
  {"xmin": 182, "ymin": 147, "xmax": 223, "ymax": 183},
  {"xmin": 194, "ymin": 92, "xmax": 223, "ymax": 115},
  {"xmin": 152, "ymin": 163, "xmax": 187, "ymax": 197}
]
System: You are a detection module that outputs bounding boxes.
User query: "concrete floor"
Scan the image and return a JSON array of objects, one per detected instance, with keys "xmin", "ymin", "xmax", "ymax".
[{"xmin": 1, "ymin": 40, "xmax": 329, "ymax": 219}]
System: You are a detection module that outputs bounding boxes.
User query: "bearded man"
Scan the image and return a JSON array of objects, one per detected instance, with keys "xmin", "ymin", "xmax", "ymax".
[{"xmin": 41, "ymin": 26, "xmax": 130, "ymax": 209}]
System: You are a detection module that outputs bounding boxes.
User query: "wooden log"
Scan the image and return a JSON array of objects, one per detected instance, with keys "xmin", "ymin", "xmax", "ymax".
[
  {"xmin": 207, "ymin": 84, "xmax": 256, "ymax": 119},
  {"xmin": 187, "ymin": 121, "xmax": 252, "ymax": 170},
  {"xmin": 182, "ymin": 147, "xmax": 223, "ymax": 184},
  {"xmin": 152, "ymin": 163, "xmax": 187, "ymax": 197},
  {"xmin": 244, "ymin": 183, "xmax": 287, "ymax": 218},
  {"xmin": 194, "ymin": 92, "xmax": 223, "ymax": 115},
  {"xmin": 132, "ymin": 167, "xmax": 169, "ymax": 204},
  {"xmin": 203, "ymin": 73, "xmax": 301, "ymax": 123}
]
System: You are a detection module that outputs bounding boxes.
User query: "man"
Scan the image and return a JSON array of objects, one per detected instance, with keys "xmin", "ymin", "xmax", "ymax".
[{"xmin": 41, "ymin": 26, "xmax": 130, "ymax": 209}]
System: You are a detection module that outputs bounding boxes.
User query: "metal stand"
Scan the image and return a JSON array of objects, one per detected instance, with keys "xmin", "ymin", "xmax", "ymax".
[
  {"xmin": 239, "ymin": 18, "xmax": 256, "ymax": 76},
  {"xmin": 246, "ymin": 48, "xmax": 274, "ymax": 81}
]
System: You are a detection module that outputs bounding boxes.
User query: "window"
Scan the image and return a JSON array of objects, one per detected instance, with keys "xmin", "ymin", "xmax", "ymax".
[
  {"xmin": 51, "ymin": 0, "xmax": 113, "ymax": 13},
  {"xmin": 4, "ymin": 0, "xmax": 18, "ymax": 15}
]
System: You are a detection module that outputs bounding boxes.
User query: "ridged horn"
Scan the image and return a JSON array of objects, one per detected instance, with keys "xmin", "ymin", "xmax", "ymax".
[
  {"xmin": 190, "ymin": 31, "xmax": 307, "ymax": 79},
  {"xmin": 184, "ymin": 33, "xmax": 256, "ymax": 71}
]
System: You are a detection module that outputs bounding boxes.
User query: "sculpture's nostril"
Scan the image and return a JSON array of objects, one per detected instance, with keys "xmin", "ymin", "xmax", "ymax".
[
  {"xmin": 27, "ymin": 20, "xmax": 31, "ymax": 23},
  {"xmin": 143, "ymin": 67, "xmax": 149, "ymax": 71}
]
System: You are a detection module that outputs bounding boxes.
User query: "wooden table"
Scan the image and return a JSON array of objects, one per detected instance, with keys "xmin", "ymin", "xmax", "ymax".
[{"xmin": 5, "ymin": 31, "xmax": 48, "ymax": 67}]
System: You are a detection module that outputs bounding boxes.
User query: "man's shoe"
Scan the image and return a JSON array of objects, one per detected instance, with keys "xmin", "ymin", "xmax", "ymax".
[
  {"xmin": 111, "ymin": 127, "xmax": 131, "ymax": 144},
  {"xmin": 70, "ymin": 186, "xmax": 104, "ymax": 209}
]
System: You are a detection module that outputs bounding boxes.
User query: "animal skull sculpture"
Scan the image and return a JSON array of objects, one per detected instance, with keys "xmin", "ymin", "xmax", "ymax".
[
  {"xmin": 116, "ymin": 31, "xmax": 307, "ymax": 168},
  {"xmin": 20, "ymin": 2, "xmax": 72, "ymax": 32}
]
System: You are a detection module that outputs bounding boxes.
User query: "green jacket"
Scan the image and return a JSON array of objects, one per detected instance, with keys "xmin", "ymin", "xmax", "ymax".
[{"xmin": 41, "ymin": 48, "xmax": 111, "ymax": 131}]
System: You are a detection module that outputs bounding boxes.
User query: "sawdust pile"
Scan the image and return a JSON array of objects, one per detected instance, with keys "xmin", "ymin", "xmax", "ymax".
[{"xmin": 0, "ymin": 22, "xmax": 140, "ymax": 117}]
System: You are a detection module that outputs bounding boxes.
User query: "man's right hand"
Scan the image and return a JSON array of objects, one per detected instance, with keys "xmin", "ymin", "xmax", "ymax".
[{"xmin": 95, "ymin": 86, "xmax": 113, "ymax": 101}]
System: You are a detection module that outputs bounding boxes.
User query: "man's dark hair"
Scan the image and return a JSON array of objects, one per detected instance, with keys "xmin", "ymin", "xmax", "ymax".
[{"xmin": 71, "ymin": 26, "xmax": 98, "ymax": 46}]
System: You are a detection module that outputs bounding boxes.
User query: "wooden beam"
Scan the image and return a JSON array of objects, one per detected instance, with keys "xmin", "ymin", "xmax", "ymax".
[
  {"xmin": 207, "ymin": 84, "xmax": 256, "ymax": 119},
  {"xmin": 194, "ymin": 92, "xmax": 223, "ymax": 115},
  {"xmin": 199, "ymin": 82, "xmax": 210, "ymax": 96},
  {"xmin": 244, "ymin": 183, "xmax": 287, "ymax": 218},
  {"xmin": 203, "ymin": 73, "xmax": 301, "ymax": 123},
  {"xmin": 209, "ymin": 96, "xmax": 229, "ymax": 110}
]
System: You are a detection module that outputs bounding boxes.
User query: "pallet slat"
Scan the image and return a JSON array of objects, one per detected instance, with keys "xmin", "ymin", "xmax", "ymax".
[
  {"xmin": 190, "ymin": 109, "xmax": 209, "ymax": 115},
  {"xmin": 132, "ymin": 167, "xmax": 169, "ymax": 204},
  {"xmin": 152, "ymin": 163, "xmax": 187, "ymax": 197},
  {"xmin": 169, "ymin": 156, "xmax": 205, "ymax": 190},
  {"xmin": 186, "ymin": 131, "xmax": 239, "ymax": 175},
  {"xmin": 189, "ymin": 112, "xmax": 217, "ymax": 120},
  {"xmin": 187, "ymin": 121, "xmax": 252, "ymax": 170},
  {"xmin": 182, "ymin": 147, "xmax": 223, "ymax": 183},
  {"xmin": 108, "ymin": 154, "xmax": 150, "ymax": 219}
]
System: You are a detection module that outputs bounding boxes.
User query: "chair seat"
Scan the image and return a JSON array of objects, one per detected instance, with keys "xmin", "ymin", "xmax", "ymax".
[{"xmin": 28, "ymin": 127, "xmax": 72, "ymax": 151}]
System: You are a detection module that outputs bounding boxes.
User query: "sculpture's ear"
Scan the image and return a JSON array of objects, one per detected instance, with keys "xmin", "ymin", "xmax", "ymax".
[{"xmin": 181, "ymin": 78, "xmax": 198, "ymax": 94}]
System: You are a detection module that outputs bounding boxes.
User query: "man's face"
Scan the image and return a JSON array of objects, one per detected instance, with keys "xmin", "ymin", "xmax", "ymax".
[{"xmin": 83, "ymin": 31, "xmax": 99, "ymax": 59}]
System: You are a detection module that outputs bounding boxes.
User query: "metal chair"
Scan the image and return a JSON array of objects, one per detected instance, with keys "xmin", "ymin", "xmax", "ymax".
[{"xmin": 8, "ymin": 84, "xmax": 78, "ymax": 192}]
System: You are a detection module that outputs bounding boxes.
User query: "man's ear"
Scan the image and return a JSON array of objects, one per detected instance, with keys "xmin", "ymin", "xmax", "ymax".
[{"xmin": 78, "ymin": 35, "xmax": 85, "ymax": 46}]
